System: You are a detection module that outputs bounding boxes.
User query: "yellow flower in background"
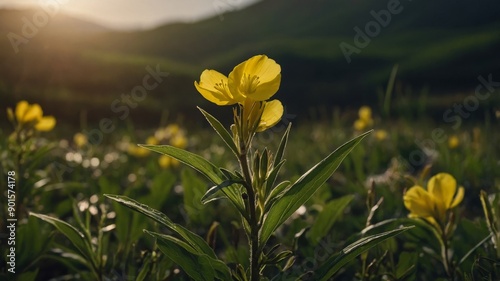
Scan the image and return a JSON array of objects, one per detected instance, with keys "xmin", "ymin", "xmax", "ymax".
[
  {"xmin": 127, "ymin": 136, "xmax": 158, "ymax": 157},
  {"xmin": 74, "ymin": 133, "xmax": 88, "ymax": 148},
  {"xmin": 404, "ymin": 173, "xmax": 464, "ymax": 227},
  {"xmin": 165, "ymin": 124, "xmax": 180, "ymax": 136},
  {"xmin": 158, "ymin": 155, "xmax": 181, "ymax": 169},
  {"xmin": 353, "ymin": 105, "xmax": 373, "ymax": 131},
  {"xmin": 448, "ymin": 135, "xmax": 459, "ymax": 149},
  {"xmin": 13, "ymin": 100, "xmax": 56, "ymax": 131},
  {"xmin": 375, "ymin": 129, "xmax": 388, "ymax": 141},
  {"xmin": 158, "ymin": 155, "xmax": 171, "ymax": 169},
  {"xmin": 16, "ymin": 101, "xmax": 41, "ymax": 123},
  {"xmin": 127, "ymin": 145, "xmax": 150, "ymax": 157},
  {"xmin": 358, "ymin": 106, "xmax": 372, "ymax": 123},
  {"xmin": 195, "ymin": 55, "xmax": 284, "ymax": 133},
  {"xmin": 354, "ymin": 119, "xmax": 367, "ymax": 131},
  {"xmin": 170, "ymin": 134, "xmax": 188, "ymax": 149},
  {"xmin": 146, "ymin": 136, "xmax": 159, "ymax": 145},
  {"xmin": 228, "ymin": 55, "xmax": 281, "ymax": 102}
]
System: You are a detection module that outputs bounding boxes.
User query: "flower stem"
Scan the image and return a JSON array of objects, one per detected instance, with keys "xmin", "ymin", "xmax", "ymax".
[
  {"xmin": 238, "ymin": 149, "xmax": 260, "ymax": 281},
  {"xmin": 440, "ymin": 229, "xmax": 454, "ymax": 280}
]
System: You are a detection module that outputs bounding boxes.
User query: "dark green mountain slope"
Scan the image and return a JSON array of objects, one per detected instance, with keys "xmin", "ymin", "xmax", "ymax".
[{"xmin": 1, "ymin": 0, "xmax": 499, "ymax": 125}]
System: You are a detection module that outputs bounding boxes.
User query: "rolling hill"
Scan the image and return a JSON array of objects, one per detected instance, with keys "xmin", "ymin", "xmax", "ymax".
[{"xmin": 1, "ymin": 0, "xmax": 499, "ymax": 127}]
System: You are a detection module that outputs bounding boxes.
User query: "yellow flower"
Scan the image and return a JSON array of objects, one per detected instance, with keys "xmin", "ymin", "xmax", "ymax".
[
  {"xmin": 158, "ymin": 155, "xmax": 171, "ymax": 169},
  {"xmin": 448, "ymin": 135, "xmax": 459, "ymax": 149},
  {"xmin": 170, "ymin": 134, "xmax": 188, "ymax": 149},
  {"xmin": 404, "ymin": 173, "xmax": 464, "ymax": 226},
  {"xmin": 353, "ymin": 119, "xmax": 366, "ymax": 131},
  {"xmin": 127, "ymin": 145, "xmax": 150, "ymax": 157},
  {"xmin": 146, "ymin": 136, "xmax": 159, "ymax": 145},
  {"xmin": 74, "ymin": 133, "xmax": 88, "ymax": 148},
  {"xmin": 165, "ymin": 124, "xmax": 180, "ymax": 136},
  {"xmin": 195, "ymin": 55, "xmax": 284, "ymax": 133},
  {"xmin": 375, "ymin": 129, "xmax": 388, "ymax": 141},
  {"xmin": 358, "ymin": 106, "xmax": 372, "ymax": 122},
  {"xmin": 13, "ymin": 100, "xmax": 56, "ymax": 131},
  {"xmin": 16, "ymin": 101, "xmax": 42, "ymax": 123},
  {"xmin": 228, "ymin": 55, "xmax": 281, "ymax": 102}
]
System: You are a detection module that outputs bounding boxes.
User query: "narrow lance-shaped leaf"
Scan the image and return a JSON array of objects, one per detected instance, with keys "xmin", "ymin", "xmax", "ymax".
[
  {"xmin": 140, "ymin": 144, "xmax": 245, "ymax": 216},
  {"xmin": 104, "ymin": 194, "xmax": 217, "ymax": 258},
  {"xmin": 198, "ymin": 107, "xmax": 239, "ymax": 157},
  {"xmin": 307, "ymin": 195, "xmax": 355, "ymax": 245},
  {"xmin": 202, "ymin": 179, "xmax": 245, "ymax": 204},
  {"xmin": 140, "ymin": 144, "xmax": 222, "ymax": 184},
  {"xmin": 29, "ymin": 213, "xmax": 95, "ymax": 266},
  {"xmin": 260, "ymin": 131, "xmax": 371, "ymax": 248},
  {"xmin": 316, "ymin": 226, "xmax": 414, "ymax": 280},
  {"xmin": 274, "ymin": 123, "xmax": 291, "ymax": 168},
  {"xmin": 146, "ymin": 230, "xmax": 232, "ymax": 281},
  {"xmin": 264, "ymin": 160, "xmax": 286, "ymax": 197}
]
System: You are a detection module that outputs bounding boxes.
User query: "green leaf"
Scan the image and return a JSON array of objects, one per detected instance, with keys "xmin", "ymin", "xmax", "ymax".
[
  {"xmin": 146, "ymin": 230, "xmax": 232, "ymax": 281},
  {"xmin": 260, "ymin": 131, "xmax": 371, "ymax": 248},
  {"xmin": 264, "ymin": 181, "xmax": 291, "ymax": 214},
  {"xmin": 29, "ymin": 212, "xmax": 93, "ymax": 264},
  {"xmin": 315, "ymin": 226, "xmax": 414, "ymax": 280},
  {"xmin": 140, "ymin": 144, "xmax": 245, "ymax": 215},
  {"xmin": 104, "ymin": 194, "xmax": 217, "ymax": 259},
  {"xmin": 198, "ymin": 107, "xmax": 239, "ymax": 157},
  {"xmin": 264, "ymin": 160, "xmax": 286, "ymax": 197},
  {"xmin": 202, "ymin": 179, "xmax": 244, "ymax": 204},
  {"xmin": 140, "ymin": 144, "xmax": 222, "ymax": 184},
  {"xmin": 307, "ymin": 195, "xmax": 354, "ymax": 244},
  {"xmin": 274, "ymin": 123, "xmax": 291, "ymax": 168}
]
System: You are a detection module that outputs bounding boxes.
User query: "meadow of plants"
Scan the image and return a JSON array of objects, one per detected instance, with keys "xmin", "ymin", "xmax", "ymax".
[{"xmin": 1, "ymin": 54, "xmax": 499, "ymax": 281}]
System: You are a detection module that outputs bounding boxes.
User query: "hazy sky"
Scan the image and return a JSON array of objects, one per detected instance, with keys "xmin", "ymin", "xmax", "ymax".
[{"xmin": 0, "ymin": 0, "xmax": 260, "ymax": 30}]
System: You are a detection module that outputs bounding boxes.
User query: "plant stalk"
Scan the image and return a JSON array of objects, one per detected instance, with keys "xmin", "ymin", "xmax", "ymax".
[{"xmin": 238, "ymin": 150, "xmax": 260, "ymax": 281}]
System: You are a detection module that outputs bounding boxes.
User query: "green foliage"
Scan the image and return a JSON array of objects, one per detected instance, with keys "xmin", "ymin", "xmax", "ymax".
[
  {"xmin": 2, "ymin": 84, "xmax": 499, "ymax": 280},
  {"xmin": 260, "ymin": 131, "xmax": 371, "ymax": 249},
  {"xmin": 307, "ymin": 194, "xmax": 355, "ymax": 244},
  {"xmin": 316, "ymin": 226, "xmax": 414, "ymax": 280}
]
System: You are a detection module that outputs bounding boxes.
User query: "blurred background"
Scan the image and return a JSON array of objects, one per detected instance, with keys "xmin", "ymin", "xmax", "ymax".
[{"xmin": 1, "ymin": 0, "xmax": 499, "ymax": 131}]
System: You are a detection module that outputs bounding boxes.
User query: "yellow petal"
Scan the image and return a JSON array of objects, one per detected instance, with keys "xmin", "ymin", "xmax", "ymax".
[
  {"xmin": 358, "ymin": 106, "xmax": 372, "ymax": 122},
  {"xmin": 195, "ymin": 70, "xmax": 238, "ymax": 105},
  {"xmin": 428, "ymin": 173, "xmax": 457, "ymax": 210},
  {"xmin": 146, "ymin": 136, "xmax": 159, "ymax": 145},
  {"xmin": 24, "ymin": 103, "xmax": 43, "ymax": 123},
  {"xmin": 128, "ymin": 145, "xmax": 149, "ymax": 157},
  {"xmin": 257, "ymin": 100, "xmax": 283, "ymax": 132},
  {"xmin": 448, "ymin": 135, "xmax": 459, "ymax": 149},
  {"xmin": 158, "ymin": 155, "xmax": 171, "ymax": 169},
  {"xmin": 73, "ymin": 133, "xmax": 88, "ymax": 148},
  {"xmin": 450, "ymin": 186, "xmax": 464, "ymax": 208},
  {"xmin": 353, "ymin": 119, "xmax": 366, "ymax": 131},
  {"xmin": 170, "ymin": 135, "xmax": 188, "ymax": 149},
  {"xmin": 15, "ymin": 100, "xmax": 29, "ymax": 122},
  {"xmin": 403, "ymin": 185, "xmax": 435, "ymax": 218},
  {"xmin": 229, "ymin": 55, "xmax": 281, "ymax": 101},
  {"xmin": 7, "ymin": 108, "xmax": 15, "ymax": 123},
  {"xmin": 375, "ymin": 130, "xmax": 388, "ymax": 141},
  {"xmin": 34, "ymin": 116, "xmax": 56, "ymax": 131}
]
